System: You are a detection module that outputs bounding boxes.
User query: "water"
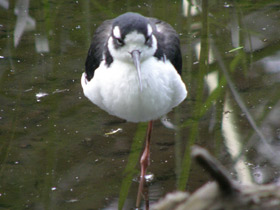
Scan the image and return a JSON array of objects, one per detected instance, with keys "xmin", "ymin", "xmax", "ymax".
[{"xmin": 1, "ymin": 0, "xmax": 280, "ymax": 209}]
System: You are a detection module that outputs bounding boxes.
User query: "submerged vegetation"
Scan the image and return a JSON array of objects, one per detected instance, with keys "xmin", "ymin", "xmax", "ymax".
[{"xmin": 0, "ymin": 0, "xmax": 280, "ymax": 209}]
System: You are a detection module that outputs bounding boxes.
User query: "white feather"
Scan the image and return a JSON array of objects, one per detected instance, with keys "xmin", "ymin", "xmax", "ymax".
[
  {"xmin": 81, "ymin": 57, "xmax": 187, "ymax": 122},
  {"xmin": 147, "ymin": 24, "xmax": 152, "ymax": 36},
  {"xmin": 112, "ymin": 26, "xmax": 121, "ymax": 39}
]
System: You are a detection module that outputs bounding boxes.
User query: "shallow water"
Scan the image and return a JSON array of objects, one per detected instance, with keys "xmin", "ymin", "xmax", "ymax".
[{"xmin": 1, "ymin": 0, "xmax": 280, "ymax": 209}]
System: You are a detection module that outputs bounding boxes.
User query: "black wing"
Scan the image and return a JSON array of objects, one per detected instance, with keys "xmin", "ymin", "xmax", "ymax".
[
  {"xmin": 148, "ymin": 18, "xmax": 182, "ymax": 75},
  {"xmin": 85, "ymin": 19, "xmax": 113, "ymax": 81}
]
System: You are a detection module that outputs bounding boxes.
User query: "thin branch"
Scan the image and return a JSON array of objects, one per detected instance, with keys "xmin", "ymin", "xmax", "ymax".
[{"xmin": 211, "ymin": 41, "xmax": 276, "ymax": 160}]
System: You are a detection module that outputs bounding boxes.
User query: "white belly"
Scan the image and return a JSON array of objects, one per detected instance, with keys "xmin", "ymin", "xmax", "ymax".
[{"xmin": 81, "ymin": 57, "xmax": 187, "ymax": 122}]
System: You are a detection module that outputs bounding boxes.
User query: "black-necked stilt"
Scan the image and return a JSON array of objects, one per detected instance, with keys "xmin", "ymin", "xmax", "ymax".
[{"xmin": 81, "ymin": 12, "xmax": 187, "ymax": 207}]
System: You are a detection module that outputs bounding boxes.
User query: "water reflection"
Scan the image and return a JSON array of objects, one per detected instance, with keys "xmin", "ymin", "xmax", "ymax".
[
  {"xmin": 0, "ymin": 0, "xmax": 9, "ymax": 9},
  {"xmin": 1, "ymin": 0, "xmax": 280, "ymax": 209},
  {"xmin": 222, "ymin": 95, "xmax": 253, "ymax": 184},
  {"xmin": 14, "ymin": 0, "xmax": 36, "ymax": 47}
]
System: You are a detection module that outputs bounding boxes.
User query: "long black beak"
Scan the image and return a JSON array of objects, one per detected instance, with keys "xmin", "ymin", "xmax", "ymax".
[{"xmin": 131, "ymin": 50, "xmax": 142, "ymax": 92}]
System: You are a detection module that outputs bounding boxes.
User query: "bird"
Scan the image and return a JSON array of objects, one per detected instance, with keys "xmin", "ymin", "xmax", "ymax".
[{"xmin": 81, "ymin": 12, "xmax": 187, "ymax": 207}]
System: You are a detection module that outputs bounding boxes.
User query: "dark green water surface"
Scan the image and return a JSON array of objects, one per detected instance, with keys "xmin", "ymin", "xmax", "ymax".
[{"xmin": 1, "ymin": 0, "xmax": 280, "ymax": 209}]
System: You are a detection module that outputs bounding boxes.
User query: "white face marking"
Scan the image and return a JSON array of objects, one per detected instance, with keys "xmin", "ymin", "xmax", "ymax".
[
  {"xmin": 113, "ymin": 26, "xmax": 121, "ymax": 39},
  {"xmin": 107, "ymin": 30, "xmax": 157, "ymax": 63},
  {"xmin": 155, "ymin": 24, "xmax": 163, "ymax": 32},
  {"xmin": 147, "ymin": 24, "xmax": 152, "ymax": 36},
  {"xmin": 125, "ymin": 31, "xmax": 145, "ymax": 46}
]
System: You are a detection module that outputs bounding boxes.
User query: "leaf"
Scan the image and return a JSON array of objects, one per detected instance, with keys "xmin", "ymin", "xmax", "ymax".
[
  {"xmin": 118, "ymin": 123, "xmax": 147, "ymax": 210},
  {"xmin": 228, "ymin": 46, "xmax": 244, "ymax": 53}
]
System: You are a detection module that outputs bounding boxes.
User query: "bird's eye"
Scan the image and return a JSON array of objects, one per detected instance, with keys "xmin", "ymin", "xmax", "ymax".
[
  {"xmin": 145, "ymin": 36, "xmax": 152, "ymax": 45},
  {"xmin": 116, "ymin": 38, "xmax": 124, "ymax": 46}
]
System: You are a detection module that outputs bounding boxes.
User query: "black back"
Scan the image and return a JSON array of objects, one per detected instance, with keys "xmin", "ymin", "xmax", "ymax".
[
  {"xmin": 85, "ymin": 13, "xmax": 182, "ymax": 81},
  {"xmin": 149, "ymin": 18, "xmax": 182, "ymax": 75},
  {"xmin": 85, "ymin": 19, "xmax": 113, "ymax": 80}
]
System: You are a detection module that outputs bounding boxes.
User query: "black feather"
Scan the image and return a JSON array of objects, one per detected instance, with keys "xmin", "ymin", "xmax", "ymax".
[
  {"xmin": 112, "ymin": 12, "xmax": 149, "ymax": 39},
  {"xmin": 149, "ymin": 18, "xmax": 182, "ymax": 75},
  {"xmin": 85, "ymin": 19, "xmax": 113, "ymax": 81},
  {"xmin": 85, "ymin": 13, "xmax": 182, "ymax": 81}
]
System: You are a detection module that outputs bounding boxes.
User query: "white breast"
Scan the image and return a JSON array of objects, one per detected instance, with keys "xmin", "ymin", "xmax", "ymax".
[{"xmin": 81, "ymin": 57, "xmax": 187, "ymax": 122}]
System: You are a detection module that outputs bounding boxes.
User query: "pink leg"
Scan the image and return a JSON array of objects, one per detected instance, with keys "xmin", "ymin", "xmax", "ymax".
[{"xmin": 136, "ymin": 121, "xmax": 153, "ymax": 208}]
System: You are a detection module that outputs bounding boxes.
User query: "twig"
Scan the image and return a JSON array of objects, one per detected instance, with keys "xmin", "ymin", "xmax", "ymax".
[{"xmin": 191, "ymin": 146, "xmax": 239, "ymax": 195}]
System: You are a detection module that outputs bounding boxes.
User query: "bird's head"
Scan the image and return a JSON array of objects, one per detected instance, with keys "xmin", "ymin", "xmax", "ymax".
[{"xmin": 107, "ymin": 12, "xmax": 158, "ymax": 91}]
